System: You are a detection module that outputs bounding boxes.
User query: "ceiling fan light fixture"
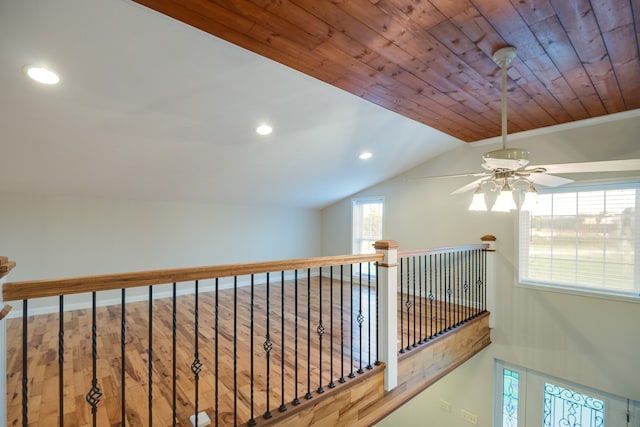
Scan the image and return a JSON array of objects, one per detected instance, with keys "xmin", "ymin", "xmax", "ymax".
[
  {"xmin": 520, "ymin": 183, "xmax": 538, "ymax": 211},
  {"xmin": 492, "ymin": 182, "xmax": 517, "ymax": 212},
  {"xmin": 468, "ymin": 186, "xmax": 487, "ymax": 211}
]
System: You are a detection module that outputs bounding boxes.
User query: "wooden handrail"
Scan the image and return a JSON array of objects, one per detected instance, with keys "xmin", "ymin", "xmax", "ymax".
[
  {"xmin": 398, "ymin": 243, "xmax": 488, "ymax": 259},
  {"xmin": 3, "ymin": 253, "xmax": 384, "ymax": 302},
  {"xmin": 0, "ymin": 304, "xmax": 12, "ymax": 320}
]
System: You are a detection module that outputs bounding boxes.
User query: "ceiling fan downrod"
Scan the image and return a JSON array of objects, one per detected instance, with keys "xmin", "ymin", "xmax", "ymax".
[{"xmin": 493, "ymin": 46, "xmax": 517, "ymax": 151}]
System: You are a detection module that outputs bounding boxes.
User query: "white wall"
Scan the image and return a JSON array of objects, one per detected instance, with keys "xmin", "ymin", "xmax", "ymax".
[
  {"xmin": 321, "ymin": 111, "xmax": 640, "ymax": 426},
  {"xmin": 0, "ymin": 193, "xmax": 321, "ymax": 313}
]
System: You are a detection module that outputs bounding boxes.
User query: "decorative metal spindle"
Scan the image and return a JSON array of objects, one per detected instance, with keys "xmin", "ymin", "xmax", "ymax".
[
  {"xmin": 59, "ymin": 296, "xmax": 64, "ymax": 427},
  {"xmin": 264, "ymin": 273, "xmax": 273, "ymax": 419},
  {"xmin": 418, "ymin": 256, "xmax": 423, "ymax": 345},
  {"xmin": 437, "ymin": 253, "xmax": 442, "ymax": 335},
  {"xmin": 366, "ymin": 262, "xmax": 373, "ymax": 369},
  {"xmin": 412, "ymin": 257, "xmax": 417, "ymax": 347},
  {"xmin": 399, "ymin": 259, "xmax": 404, "ymax": 353},
  {"xmin": 86, "ymin": 292, "xmax": 102, "ymax": 427},
  {"xmin": 467, "ymin": 250, "xmax": 471, "ymax": 322},
  {"xmin": 405, "ymin": 257, "xmax": 411, "ymax": 351},
  {"xmin": 446, "ymin": 252, "xmax": 451, "ymax": 331},
  {"xmin": 455, "ymin": 252, "xmax": 460, "ymax": 326},
  {"xmin": 339, "ymin": 265, "xmax": 347, "ymax": 382},
  {"xmin": 147, "ymin": 286, "xmax": 153, "ymax": 427},
  {"xmin": 293, "ymin": 270, "xmax": 301, "ymax": 405},
  {"xmin": 477, "ymin": 249, "xmax": 483, "ymax": 316},
  {"xmin": 469, "ymin": 250, "xmax": 473, "ymax": 317},
  {"xmin": 280, "ymin": 271, "xmax": 288, "ymax": 410},
  {"xmin": 428, "ymin": 255, "xmax": 434, "ymax": 339},
  {"xmin": 348, "ymin": 265, "xmax": 355, "ymax": 378},
  {"xmin": 172, "ymin": 283, "xmax": 177, "ymax": 426},
  {"xmin": 121, "ymin": 289, "xmax": 126, "ymax": 427},
  {"xmin": 215, "ymin": 278, "xmax": 219, "ymax": 424},
  {"xmin": 306, "ymin": 268, "xmax": 314, "ymax": 398},
  {"xmin": 191, "ymin": 280, "xmax": 203, "ymax": 427},
  {"xmin": 317, "ymin": 268, "xmax": 325, "ymax": 392},
  {"xmin": 22, "ymin": 300, "xmax": 27, "ymax": 427},
  {"xmin": 375, "ymin": 262, "xmax": 381, "ymax": 366},
  {"xmin": 329, "ymin": 265, "xmax": 336, "ymax": 387},
  {"xmin": 357, "ymin": 265, "xmax": 364, "ymax": 374},
  {"xmin": 249, "ymin": 275, "xmax": 257, "ymax": 425},
  {"xmin": 234, "ymin": 276, "xmax": 238, "ymax": 426}
]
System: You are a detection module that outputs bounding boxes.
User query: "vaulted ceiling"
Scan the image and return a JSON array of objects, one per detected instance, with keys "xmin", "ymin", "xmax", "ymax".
[{"xmin": 135, "ymin": 0, "xmax": 640, "ymax": 142}]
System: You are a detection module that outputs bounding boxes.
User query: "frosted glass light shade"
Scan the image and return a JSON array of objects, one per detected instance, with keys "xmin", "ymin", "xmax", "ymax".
[
  {"xmin": 493, "ymin": 188, "xmax": 517, "ymax": 212},
  {"xmin": 468, "ymin": 189, "xmax": 487, "ymax": 211},
  {"xmin": 520, "ymin": 186, "xmax": 538, "ymax": 211}
]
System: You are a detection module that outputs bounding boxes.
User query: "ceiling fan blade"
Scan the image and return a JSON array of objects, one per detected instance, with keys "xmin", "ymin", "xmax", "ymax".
[
  {"xmin": 535, "ymin": 159, "xmax": 640, "ymax": 174},
  {"xmin": 410, "ymin": 172, "xmax": 488, "ymax": 181},
  {"xmin": 451, "ymin": 177, "xmax": 486, "ymax": 195},
  {"xmin": 527, "ymin": 173, "xmax": 573, "ymax": 187}
]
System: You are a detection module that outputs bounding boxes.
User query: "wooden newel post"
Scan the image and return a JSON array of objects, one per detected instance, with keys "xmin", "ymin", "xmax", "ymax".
[
  {"xmin": 374, "ymin": 240, "xmax": 399, "ymax": 392},
  {"xmin": 480, "ymin": 235, "xmax": 497, "ymax": 328},
  {"xmin": 0, "ymin": 257, "xmax": 16, "ymax": 424}
]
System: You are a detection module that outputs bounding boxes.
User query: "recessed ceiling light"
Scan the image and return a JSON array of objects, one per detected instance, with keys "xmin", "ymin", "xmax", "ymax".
[
  {"xmin": 256, "ymin": 124, "xmax": 273, "ymax": 135},
  {"xmin": 24, "ymin": 66, "xmax": 60, "ymax": 85},
  {"xmin": 359, "ymin": 152, "xmax": 373, "ymax": 160}
]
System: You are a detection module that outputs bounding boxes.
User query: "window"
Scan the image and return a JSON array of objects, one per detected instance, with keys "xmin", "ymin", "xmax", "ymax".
[
  {"xmin": 519, "ymin": 182, "xmax": 640, "ymax": 298},
  {"xmin": 495, "ymin": 361, "xmax": 635, "ymax": 426},
  {"xmin": 352, "ymin": 197, "xmax": 384, "ymax": 255}
]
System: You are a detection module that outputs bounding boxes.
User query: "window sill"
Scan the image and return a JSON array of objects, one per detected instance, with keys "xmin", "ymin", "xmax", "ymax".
[{"xmin": 517, "ymin": 280, "xmax": 640, "ymax": 304}]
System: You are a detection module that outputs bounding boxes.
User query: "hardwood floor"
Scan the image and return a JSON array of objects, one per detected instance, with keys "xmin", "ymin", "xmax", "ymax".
[{"xmin": 6, "ymin": 276, "xmax": 474, "ymax": 426}]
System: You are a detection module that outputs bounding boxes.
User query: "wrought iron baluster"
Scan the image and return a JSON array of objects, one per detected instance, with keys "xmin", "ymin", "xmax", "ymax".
[
  {"xmin": 348, "ymin": 264, "xmax": 355, "ymax": 378},
  {"xmin": 418, "ymin": 256, "xmax": 423, "ymax": 345},
  {"xmin": 446, "ymin": 252, "xmax": 451, "ymax": 331},
  {"xmin": 405, "ymin": 257, "xmax": 411, "ymax": 351},
  {"xmin": 366, "ymin": 262, "xmax": 373, "ymax": 370},
  {"xmin": 172, "ymin": 282, "xmax": 177, "ymax": 426},
  {"xmin": 329, "ymin": 265, "xmax": 336, "ymax": 387},
  {"xmin": 412, "ymin": 257, "xmax": 417, "ymax": 347},
  {"xmin": 234, "ymin": 276, "xmax": 238, "ymax": 426},
  {"xmin": 357, "ymin": 265, "xmax": 364, "ymax": 374},
  {"xmin": 306, "ymin": 268, "xmax": 314, "ymax": 397},
  {"xmin": 339, "ymin": 265, "xmax": 346, "ymax": 382},
  {"xmin": 437, "ymin": 253, "xmax": 442, "ymax": 335},
  {"xmin": 191, "ymin": 280, "xmax": 203, "ymax": 427},
  {"xmin": 22, "ymin": 300, "xmax": 27, "ymax": 427},
  {"xmin": 428, "ymin": 255, "xmax": 434, "ymax": 339},
  {"xmin": 375, "ymin": 262, "xmax": 381, "ymax": 366},
  {"xmin": 215, "ymin": 278, "xmax": 219, "ymax": 424},
  {"xmin": 318, "ymin": 267, "xmax": 325, "ymax": 392},
  {"xmin": 293, "ymin": 270, "xmax": 301, "ymax": 405},
  {"xmin": 147, "ymin": 286, "xmax": 153, "ymax": 427},
  {"xmin": 121, "ymin": 289, "xmax": 126, "ymax": 427},
  {"xmin": 264, "ymin": 273, "xmax": 273, "ymax": 419},
  {"xmin": 86, "ymin": 292, "xmax": 102, "ymax": 427},
  {"xmin": 399, "ymin": 259, "xmax": 404, "ymax": 354},
  {"xmin": 58, "ymin": 296, "xmax": 64, "ymax": 427},
  {"xmin": 249, "ymin": 274, "xmax": 257, "ymax": 426},
  {"xmin": 280, "ymin": 271, "xmax": 288, "ymax": 411},
  {"xmin": 456, "ymin": 252, "xmax": 460, "ymax": 326}
]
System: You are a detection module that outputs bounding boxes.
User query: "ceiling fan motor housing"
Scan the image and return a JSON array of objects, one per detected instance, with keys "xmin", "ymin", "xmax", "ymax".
[{"xmin": 482, "ymin": 148, "xmax": 530, "ymax": 170}]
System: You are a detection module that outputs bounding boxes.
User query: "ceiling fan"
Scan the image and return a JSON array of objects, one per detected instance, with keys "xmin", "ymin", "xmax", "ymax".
[{"xmin": 417, "ymin": 46, "xmax": 640, "ymax": 212}]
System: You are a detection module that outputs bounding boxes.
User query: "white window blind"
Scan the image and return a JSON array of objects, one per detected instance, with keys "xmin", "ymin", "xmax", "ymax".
[
  {"xmin": 519, "ymin": 182, "xmax": 640, "ymax": 297},
  {"xmin": 352, "ymin": 197, "xmax": 384, "ymax": 255}
]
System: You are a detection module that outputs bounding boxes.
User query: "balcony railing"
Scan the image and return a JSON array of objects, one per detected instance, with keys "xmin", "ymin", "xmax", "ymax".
[{"xmin": 0, "ymin": 240, "xmax": 491, "ymax": 426}]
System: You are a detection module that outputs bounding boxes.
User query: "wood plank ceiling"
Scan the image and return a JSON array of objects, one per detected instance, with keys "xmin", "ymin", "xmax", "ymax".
[{"xmin": 134, "ymin": 0, "xmax": 640, "ymax": 142}]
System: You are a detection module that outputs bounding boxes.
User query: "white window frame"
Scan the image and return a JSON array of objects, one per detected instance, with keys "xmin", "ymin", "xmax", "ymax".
[
  {"xmin": 517, "ymin": 181, "xmax": 640, "ymax": 302},
  {"xmin": 351, "ymin": 197, "xmax": 384, "ymax": 278}
]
